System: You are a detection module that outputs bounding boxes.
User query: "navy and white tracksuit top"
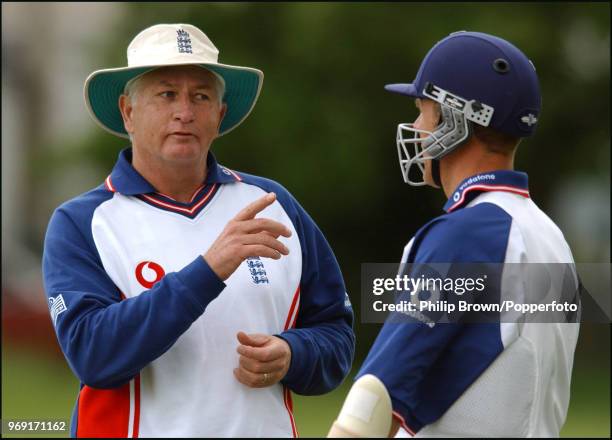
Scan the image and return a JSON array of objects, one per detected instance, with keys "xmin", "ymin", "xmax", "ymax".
[
  {"xmin": 42, "ymin": 148, "xmax": 355, "ymax": 437},
  {"xmin": 358, "ymin": 170, "xmax": 579, "ymax": 437}
]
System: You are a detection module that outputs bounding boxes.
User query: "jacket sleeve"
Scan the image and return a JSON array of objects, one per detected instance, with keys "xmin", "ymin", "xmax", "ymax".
[
  {"xmin": 42, "ymin": 206, "xmax": 226, "ymax": 389},
  {"xmin": 275, "ymin": 196, "xmax": 355, "ymax": 395}
]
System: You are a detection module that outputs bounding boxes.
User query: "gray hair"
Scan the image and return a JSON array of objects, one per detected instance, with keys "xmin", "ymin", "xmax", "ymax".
[{"xmin": 123, "ymin": 67, "xmax": 226, "ymax": 105}]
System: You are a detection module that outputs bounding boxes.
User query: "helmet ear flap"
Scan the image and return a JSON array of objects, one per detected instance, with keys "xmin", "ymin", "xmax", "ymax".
[{"xmin": 429, "ymin": 105, "xmax": 472, "ymax": 159}]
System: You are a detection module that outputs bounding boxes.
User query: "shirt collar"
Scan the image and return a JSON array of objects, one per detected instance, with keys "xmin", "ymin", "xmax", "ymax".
[
  {"xmin": 108, "ymin": 147, "xmax": 240, "ymax": 196},
  {"xmin": 443, "ymin": 170, "xmax": 530, "ymax": 213}
]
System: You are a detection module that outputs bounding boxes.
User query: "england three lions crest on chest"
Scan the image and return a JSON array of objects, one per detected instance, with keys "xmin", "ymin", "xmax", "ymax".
[{"xmin": 246, "ymin": 257, "xmax": 269, "ymax": 284}]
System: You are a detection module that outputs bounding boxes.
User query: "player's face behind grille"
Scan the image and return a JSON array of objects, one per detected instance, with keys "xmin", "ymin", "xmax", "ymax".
[
  {"xmin": 395, "ymin": 99, "xmax": 443, "ymax": 186},
  {"xmin": 396, "ymin": 122, "xmax": 425, "ymax": 185}
]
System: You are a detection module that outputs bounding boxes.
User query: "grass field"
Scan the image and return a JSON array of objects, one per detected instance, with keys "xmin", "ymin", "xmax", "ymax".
[{"xmin": 2, "ymin": 346, "xmax": 609, "ymax": 438}]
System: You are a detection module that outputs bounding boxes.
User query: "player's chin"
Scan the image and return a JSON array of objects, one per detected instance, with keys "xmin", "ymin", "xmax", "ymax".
[{"xmin": 162, "ymin": 139, "xmax": 205, "ymax": 162}]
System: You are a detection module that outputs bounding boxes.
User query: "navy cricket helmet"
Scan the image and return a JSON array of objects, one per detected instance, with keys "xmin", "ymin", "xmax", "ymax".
[{"xmin": 386, "ymin": 31, "xmax": 542, "ymax": 186}]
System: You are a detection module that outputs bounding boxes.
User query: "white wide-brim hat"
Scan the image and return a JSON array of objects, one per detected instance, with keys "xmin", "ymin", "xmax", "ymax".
[{"xmin": 84, "ymin": 23, "xmax": 263, "ymax": 138}]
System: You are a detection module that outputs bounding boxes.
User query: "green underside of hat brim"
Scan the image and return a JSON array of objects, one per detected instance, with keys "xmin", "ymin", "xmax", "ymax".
[{"xmin": 86, "ymin": 64, "xmax": 262, "ymax": 138}]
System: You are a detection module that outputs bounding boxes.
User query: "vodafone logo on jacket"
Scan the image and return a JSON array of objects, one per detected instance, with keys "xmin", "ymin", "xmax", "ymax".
[{"xmin": 135, "ymin": 261, "xmax": 166, "ymax": 289}]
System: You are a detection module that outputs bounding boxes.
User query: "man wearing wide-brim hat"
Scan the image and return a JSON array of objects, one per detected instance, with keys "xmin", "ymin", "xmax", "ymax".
[{"xmin": 42, "ymin": 23, "xmax": 355, "ymax": 438}]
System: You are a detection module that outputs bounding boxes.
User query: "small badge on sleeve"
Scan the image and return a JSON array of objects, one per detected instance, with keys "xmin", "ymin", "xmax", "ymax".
[
  {"xmin": 344, "ymin": 292, "xmax": 352, "ymax": 309},
  {"xmin": 49, "ymin": 294, "xmax": 67, "ymax": 326}
]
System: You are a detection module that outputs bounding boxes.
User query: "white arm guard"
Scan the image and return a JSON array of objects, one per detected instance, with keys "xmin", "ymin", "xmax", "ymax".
[{"xmin": 327, "ymin": 374, "xmax": 392, "ymax": 438}]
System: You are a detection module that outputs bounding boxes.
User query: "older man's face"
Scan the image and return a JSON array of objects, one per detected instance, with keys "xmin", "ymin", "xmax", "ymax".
[{"xmin": 120, "ymin": 65, "xmax": 226, "ymax": 164}]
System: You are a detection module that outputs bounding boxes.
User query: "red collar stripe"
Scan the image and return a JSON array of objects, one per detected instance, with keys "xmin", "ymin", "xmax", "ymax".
[
  {"xmin": 226, "ymin": 168, "xmax": 242, "ymax": 182},
  {"xmin": 448, "ymin": 184, "xmax": 530, "ymax": 213},
  {"xmin": 155, "ymin": 184, "xmax": 206, "ymax": 204},
  {"xmin": 189, "ymin": 184, "xmax": 206, "ymax": 203},
  {"xmin": 140, "ymin": 184, "xmax": 217, "ymax": 215},
  {"xmin": 105, "ymin": 175, "xmax": 116, "ymax": 193}
]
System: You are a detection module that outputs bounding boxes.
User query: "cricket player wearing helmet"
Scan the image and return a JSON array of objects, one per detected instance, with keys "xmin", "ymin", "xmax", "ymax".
[
  {"xmin": 329, "ymin": 31, "xmax": 580, "ymax": 437},
  {"xmin": 42, "ymin": 23, "xmax": 354, "ymax": 437}
]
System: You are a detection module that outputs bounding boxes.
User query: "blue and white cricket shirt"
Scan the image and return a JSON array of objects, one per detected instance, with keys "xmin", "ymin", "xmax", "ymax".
[
  {"xmin": 42, "ymin": 148, "xmax": 355, "ymax": 438},
  {"xmin": 358, "ymin": 170, "xmax": 580, "ymax": 437}
]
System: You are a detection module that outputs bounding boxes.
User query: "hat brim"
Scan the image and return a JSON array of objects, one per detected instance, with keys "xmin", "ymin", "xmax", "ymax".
[
  {"xmin": 384, "ymin": 83, "xmax": 424, "ymax": 98},
  {"xmin": 84, "ymin": 62, "xmax": 263, "ymax": 138}
]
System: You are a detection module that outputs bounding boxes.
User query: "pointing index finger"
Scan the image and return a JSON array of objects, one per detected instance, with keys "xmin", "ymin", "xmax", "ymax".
[{"xmin": 234, "ymin": 193, "xmax": 276, "ymax": 221}]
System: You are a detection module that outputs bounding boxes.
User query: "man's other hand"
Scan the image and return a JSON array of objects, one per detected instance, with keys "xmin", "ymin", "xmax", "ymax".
[{"xmin": 233, "ymin": 331, "xmax": 292, "ymax": 388}]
